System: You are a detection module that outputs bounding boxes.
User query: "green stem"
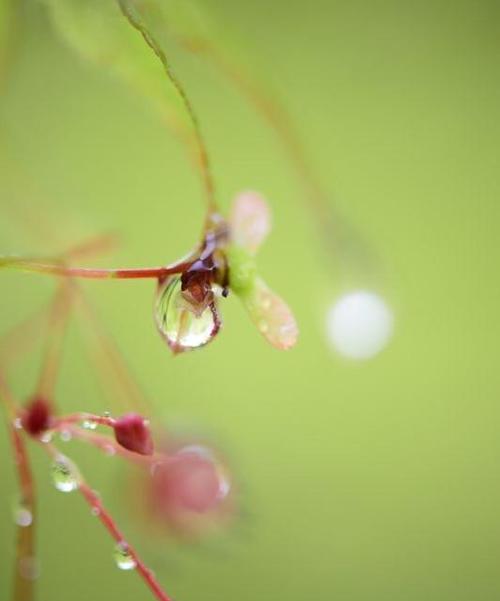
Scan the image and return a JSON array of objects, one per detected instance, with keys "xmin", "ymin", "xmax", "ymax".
[{"xmin": 118, "ymin": 0, "xmax": 218, "ymax": 216}]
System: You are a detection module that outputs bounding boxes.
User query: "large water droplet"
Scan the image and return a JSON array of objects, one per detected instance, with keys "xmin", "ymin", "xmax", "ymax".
[
  {"xmin": 51, "ymin": 456, "xmax": 79, "ymax": 493},
  {"xmin": 155, "ymin": 276, "xmax": 220, "ymax": 353},
  {"xmin": 114, "ymin": 542, "xmax": 136, "ymax": 571}
]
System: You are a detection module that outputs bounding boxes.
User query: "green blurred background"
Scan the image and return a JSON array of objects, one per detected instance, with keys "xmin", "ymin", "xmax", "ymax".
[{"xmin": 1, "ymin": 1, "xmax": 500, "ymax": 599}]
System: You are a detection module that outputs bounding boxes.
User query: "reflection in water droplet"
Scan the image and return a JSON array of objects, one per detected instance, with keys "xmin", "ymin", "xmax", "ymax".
[
  {"xmin": 114, "ymin": 542, "xmax": 137, "ymax": 571},
  {"xmin": 51, "ymin": 456, "xmax": 79, "ymax": 493},
  {"xmin": 82, "ymin": 419, "xmax": 97, "ymax": 431},
  {"xmin": 155, "ymin": 276, "xmax": 219, "ymax": 353},
  {"xmin": 14, "ymin": 506, "xmax": 33, "ymax": 527}
]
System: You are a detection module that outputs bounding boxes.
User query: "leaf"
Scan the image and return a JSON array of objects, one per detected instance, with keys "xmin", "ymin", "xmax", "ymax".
[
  {"xmin": 242, "ymin": 277, "xmax": 298, "ymax": 350},
  {"xmin": 229, "ymin": 191, "xmax": 271, "ymax": 254}
]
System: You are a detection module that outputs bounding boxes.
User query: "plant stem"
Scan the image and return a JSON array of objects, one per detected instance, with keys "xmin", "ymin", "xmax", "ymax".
[
  {"xmin": 9, "ymin": 426, "xmax": 37, "ymax": 601},
  {"xmin": 79, "ymin": 482, "xmax": 173, "ymax": 601},
  {"xmin": 0, "ymin": 258, "xmax": 191, "ymax": 280},
  {"xmin": 42, "ymin": 443, "xmax": 174, "ymax": 601},
  {"xmin": 117, "ymin": 0, "xmax": 218, "ymax": 216},
  {"xmin": 0, "ymin": 377, "xmax": 37, "ymax": 601}
]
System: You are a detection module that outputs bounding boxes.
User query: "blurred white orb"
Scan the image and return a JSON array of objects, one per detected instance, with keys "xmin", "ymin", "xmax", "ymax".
[{"xmin": 327, "ymin": 291, "xmax": 394, "ymax": 359}]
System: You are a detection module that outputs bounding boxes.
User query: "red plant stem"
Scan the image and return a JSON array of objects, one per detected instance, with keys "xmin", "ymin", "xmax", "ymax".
[
  {"xmin": 0, "ymin": 376, "xmax": 37, "ymax": 601},
  {"xmin": 52, "ymin": 412, "xmax": 116, "ymax": 430},
  {"xmin": 42, "ymin": 442, "xmax": 173, "ymax": 601},
  {"xmin": 9, "ymin": 425, "xmax": 37, "ymax": 601},
  {"xmin": 0, "ymin": 258, "xmax": 191, "ymax": 280},
  {"xmin": 78, "ymin": 482, "xmax": 173, "ymax": 601}
]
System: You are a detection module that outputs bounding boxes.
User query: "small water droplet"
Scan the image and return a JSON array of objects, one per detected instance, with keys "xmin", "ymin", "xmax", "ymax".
[
  {"xmin": 13, "ymin": 417, "xmax": 23, "ymax": 430},
  {"xmin": 13, "ymin": 506, "xmax": 33, "ymax": 527},
  {"xmin": 40, "ymin": 431, "xmax": 52, "ymax": 444},
  {"xmin": 114, "ymin": 542, "xmax": 136, "ymax": 571},
  {"xmin": 82, "ymin": 419, "xmax": 97, "ymax": 431},
  {"xmin": 51, "ymin": 456, "xmax": 79, "ymax": 493},
  {"xmin": 91, "ymin": 506, "xmax": 101, "ymax": 517},
  {"xmin": 59, "ymin": 429, "xmax": 72, "ymax": 442},
  {"xmin": 18, "ymin": 556, "xmax": 40, "ymax": 581},
  {"xmin": 155, "ymin": 276, "xmax": 220, "ymax": 353},
  {"xmin": 103, "ymin": 411, "xmax": 111, "ymax": 418}
]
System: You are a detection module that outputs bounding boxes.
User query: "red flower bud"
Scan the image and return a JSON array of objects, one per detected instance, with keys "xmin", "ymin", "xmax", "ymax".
[
  {"xmin": 21, "ymin": 396, "xmax": 52, "ymax": 437},
  {"xmin": 114, "ymin": 413, "xmax": 154, "ymax": 456}
]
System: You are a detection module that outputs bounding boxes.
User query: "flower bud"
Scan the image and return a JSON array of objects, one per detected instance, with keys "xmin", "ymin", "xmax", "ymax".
[
  {"xmin": 21, "ymin": 396, "xmax": 52, "ymax": 437},
  {"xmin": 113, "ymin": 413, "xmax": 154, "ymax": 456}
]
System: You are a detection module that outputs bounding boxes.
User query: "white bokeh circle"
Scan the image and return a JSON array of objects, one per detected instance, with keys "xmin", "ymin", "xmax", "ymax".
[{"xmin": 326, "ymin": 291, "xmax": 394, "ymax": 359}]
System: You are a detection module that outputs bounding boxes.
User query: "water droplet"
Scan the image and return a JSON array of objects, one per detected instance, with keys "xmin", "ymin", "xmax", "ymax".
[
  {"xmin": 13, "ymin": 505, "xmax": 33, "ymax": 527},
  {"xmin": 59, "ymin": 429, "xmax": 72, "ymax": 442},
  {"xmin": 82, "ymin": 419, "xmax": 97, "ymax": 431},
  {"xmin": 18, "ymin": 556, "xmax": 40, "ymax": 581},
  {"xmin": 40, "ymin": 431, "xmax": 52, "ymax": 444},
  {"xmin": 51, "ymin": 456, "xmax": 79, "ymax": 492},
  {"xmin": 114, "ymin": 542, "xmax": 136, "ymax": 571},
  {"xmin": 91, "ymin": 506, "xmax": 101, "ymax": 517},
  {"xmin": 105, "ymin": 445, "xmax": 116, "ymax": 456},
  {"xmin": 103, "ymin": 411, "xmax": 111, "ymax": 418},
  {"xmin": 155, "ymin": 276, "xmax": 220, "ymax": 353},
  {"xmin": 13, "ymin": 417, "xmax": 23, "ymax": 430}
]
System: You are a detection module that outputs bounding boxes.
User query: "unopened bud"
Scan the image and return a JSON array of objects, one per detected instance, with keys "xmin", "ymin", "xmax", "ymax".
[{"xmin": 114, "ymin": 413, "xmax": 154, "ymax": 456}]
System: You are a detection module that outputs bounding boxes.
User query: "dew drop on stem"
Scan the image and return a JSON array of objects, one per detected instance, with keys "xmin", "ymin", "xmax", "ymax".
[
  {"xmin": 51, "ymin": 456, "xmax": 79, "ymax": 493},
  {"xmin": 114, "ymin": 542, "xmax": 137, "ymax": 571}
]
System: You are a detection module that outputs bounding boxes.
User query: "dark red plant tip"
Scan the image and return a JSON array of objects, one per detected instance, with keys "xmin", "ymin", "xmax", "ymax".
[
  {"xmin": 21, "ymin": 396, "xmax": 52, "ymax": 437},
  {"xmin": 114, "ymin": 413, "xmax": 154, "ymax": 456}
]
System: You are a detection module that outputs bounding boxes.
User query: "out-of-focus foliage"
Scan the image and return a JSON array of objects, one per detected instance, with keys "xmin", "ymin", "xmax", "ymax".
[{"xmin": 39, "ymin": 0, "xmax": 190, "ymax": 134}]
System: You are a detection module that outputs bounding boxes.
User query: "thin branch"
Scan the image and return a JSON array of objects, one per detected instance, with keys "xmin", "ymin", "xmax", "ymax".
[
  {"xmin": 41, "ymin": 443, "xmax": 174, "ymax": 601},
  {"xmin": 0, "ymin": 258, "xmax": 192, "ymax": 280},
  {"xmin": 0, "ymin": 378, "xmax": 37, "ymax": 601},
  {"xmin": 118, "ymin": 0, "xmax": 217, "ymax": 215}
]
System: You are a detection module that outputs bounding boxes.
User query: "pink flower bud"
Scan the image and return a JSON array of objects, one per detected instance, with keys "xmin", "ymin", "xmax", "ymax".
[
  {"xmin": 114, "ymin": 413, "xmax": 154, "ymax": 456},
  {"xmin": 152, "ymin": 448, "xmax": 226, "ymax": 514},
  {"xmin": 21, "ymin": 396, "xmax": 52, "ymax": 437}
]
